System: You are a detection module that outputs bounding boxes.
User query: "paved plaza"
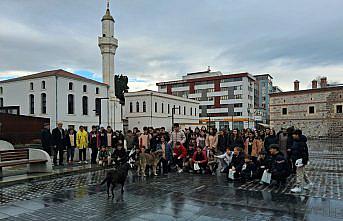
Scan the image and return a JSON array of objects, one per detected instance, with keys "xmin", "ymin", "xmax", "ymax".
[{"xmin": 0, "ymin": 140, "xmax": 341, "ymax": 221}]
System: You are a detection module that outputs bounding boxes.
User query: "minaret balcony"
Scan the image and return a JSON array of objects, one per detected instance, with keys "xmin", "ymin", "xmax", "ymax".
[{"xmin": 98, "ymin": 37, "xmax": 118, "ymax": 47}]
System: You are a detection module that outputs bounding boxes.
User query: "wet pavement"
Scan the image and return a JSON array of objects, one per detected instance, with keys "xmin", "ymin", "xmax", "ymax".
[{"xmin": 0, "ymin": 140, "xmax": 341, "ymax": 221}]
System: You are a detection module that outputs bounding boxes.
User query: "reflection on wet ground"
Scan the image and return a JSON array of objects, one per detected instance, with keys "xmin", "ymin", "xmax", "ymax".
[{"xmin": 0, "ymin": 140, "xmax": 341, "ymax": 220}]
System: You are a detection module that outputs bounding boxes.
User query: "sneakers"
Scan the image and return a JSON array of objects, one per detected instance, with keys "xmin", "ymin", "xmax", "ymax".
[
  {"xmin": 291, "ymin": 186, "xmax": 302, "ymax": 193},
  {"xmin": 177, "ymin": 169, "xmax": 183, "ymax": 173}
]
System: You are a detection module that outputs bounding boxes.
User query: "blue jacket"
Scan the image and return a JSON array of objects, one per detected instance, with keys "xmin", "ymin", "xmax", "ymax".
[{"xmin": 156, "ymin": 142, "xmax": 173, "ymax": 162}]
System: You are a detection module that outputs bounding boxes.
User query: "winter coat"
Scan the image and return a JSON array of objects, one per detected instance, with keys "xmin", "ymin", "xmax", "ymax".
[
  {"xmin": 264, "ymin": 135, "xmax": 278, "ymax": 151},
  {"xmin": 76, "ymin": 130, "xmax": 88, "ymax": 149},
  {"xmin": 192, "ymin": 151, "xmax": 207, "ymax": 164},
  {"xmin": 157, "ymin": 142, "xmax": 173, "ymax": 161},
  {"xmin": 231, "ymin": 152, "xmax": 245, "ymax": 172},
  {"xmin": 173, "ymin": 144, "xmax": 187, "ymax": 159},
  {"xmin": 290, "ymin": 135, "xmax": 309, "ymax": 165},
  {"xmin": 66, "ymin": 133, "xmax": 77, "ymax": 148},
  {"xmin": 52, "ymin": 127, "xmax": 66, "ymax": 148},
  {"xmin": 41, "ymin": 128, "xmax": 52, "ymax": 148},
  {"xmin": 99, "ymin": 130, "xmax": 107, "ymax": 147},
  {"xmin": 89, "ymin": 131, "xmax": 100, "ymax": 149},
  {"xmin": 217, "ymin": 134, "xmax": 229, "ymax": 152},
  {"xmin": 270, "ymin": 152, "xmax": 290, "ymax": 176},
  {"xmin": 206, "ymin": 134, "xmax": 218, "ymax": 150},
  {"xmin": 228, "ymin": 135, "xmax": 244, "ymax": 151},
  {"xmin": 244, "ymin": 138, "xmax": 263, "ymax": 157}
]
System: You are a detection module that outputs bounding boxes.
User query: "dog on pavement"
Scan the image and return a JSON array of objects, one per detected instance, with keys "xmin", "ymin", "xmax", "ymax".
[
  {"xmin": 100, "ymin": 163, "xmax": 130, "ymax": 198},
  {"xmin": 137, "ymin": 150, "xmax": 162, "ymax": 176}
]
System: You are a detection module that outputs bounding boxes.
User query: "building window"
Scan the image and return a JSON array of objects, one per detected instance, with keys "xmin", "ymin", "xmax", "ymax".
[
  {"xmin": 221, "ymin": 96, "xmax": 229, "ymax": 100},
  {"xmin": 195, "ymin": 108, "xmax": 197, "ymax": 116},
  {"xmin": 0, "ymin": 87, "xmax": 3, "ymax": 95},
  {"xmin": 190, "ymin": 107, "xmax": 193, "ymax": 116},
  {"xmin": 30, "ymin": 82, "xmax": 34, "ymax": 91},
  {"xmin": 234, "ymin": 103, "xmax": 243, "ymax": 108},
  {"xmin": 83, "ymin": 85, "xmax": 87, "ymax": 93},
  {"xmin": 129, "ymin": 102, "xmax": 133, "ymax": 113},
  {"xmin": 162, "ymin": 103, "xmax": 164, "ymax": 113},
  {"xmin": 155, "ymin": 102, "xmax": 158, "ymax": 113},
  {"xmin": 143, "ymin": 101, "xmax": 146, "ymax": 112},
  {"xmin": 0, "ymin": 98, "xmax": 3, "ymax": 107},
  {"xmin": 96, "ymin": 87, "xmax": 99, "ymax": 94},
  {"xmin": 184, "ymin": 106, "xmax": 186, "ymax": 115},
  {"xmin": 41, "ymin": 81, "xmax": 46, "ymax": 90},
  {"xmin": 179, "ymin": 105, "xmax": 181, "ymax": 115},
  {"xmin": 69, "ymin": 82, "xmax": 73, "ymax": 91},
  {"xmin": 29, "ymin": 94, "xmax": 34, "ymax": 114},
  {"xmin": 309, "ymin": 106, "xmax": 315, "ymax": 114},
  {"xmin": 41, "ymin": 93, "xmax": 47, "ymax": 114},
  {"xmin": 136, "ymin": 101, "xmax": 140, "ymax": 112},
  {"xmin": 168, "ymin": 104, "xmax": 170, "ymax": 114},
  {"xmin": 234, "ymin": 112, "xmax": 242, "ymax": 116},
  {"xmin": 337, "ymin": 105, "xmax": 343, "ymax": 114},
  {"xmin": 82, "ymin": 96, "xmax": 88, "ymax": 115},
  {"xmin": 68, "ymin": 94, "xmax": 74, "ymax": 114},
  {"xmin": 282, "ymin": 108, "xmax": 287, "ymax": 115},
  {"xmin": 234, "ymin": 94, "xmax": 242, "ymax": 99}
]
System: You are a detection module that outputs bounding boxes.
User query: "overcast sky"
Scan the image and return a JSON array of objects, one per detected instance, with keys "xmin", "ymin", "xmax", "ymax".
[{"xmin": 0, "ymin": 0, "xmax": 343, "ymax": 91}]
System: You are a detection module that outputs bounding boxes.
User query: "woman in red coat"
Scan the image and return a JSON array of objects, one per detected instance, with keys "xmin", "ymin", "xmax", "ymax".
[{"xmin": 173, "ymin": 141, "xmax": 187, "ymax": 173}]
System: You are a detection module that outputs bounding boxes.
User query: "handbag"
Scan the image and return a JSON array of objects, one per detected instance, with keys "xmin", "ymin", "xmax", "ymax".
[
  {"xmin": 194, "ymin": 162, "xmax": 200, "ymax": 171},
  {"xmin": 261, "ymin": 170, "xmax": 271, "ymax": 184},
  {"xmin": 228, "ymin": 169, "xmax": 235, "ymax": 180}
]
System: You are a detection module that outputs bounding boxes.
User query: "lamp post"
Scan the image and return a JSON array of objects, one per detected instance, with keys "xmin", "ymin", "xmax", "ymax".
[
  {"xmin": 171, "ymin": 106, "xmax": 180, "ymax": 130},
  {"xmin": 94, "ymin": 97, "xmax": 109, "ymax": 127},
  {"xmin": 247, "ymin": 108, "xmax": 251, "ymax": 129}
]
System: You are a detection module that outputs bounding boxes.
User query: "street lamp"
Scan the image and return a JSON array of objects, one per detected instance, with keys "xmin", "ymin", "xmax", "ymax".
[
  {"xmin": 94, "ymin": 97, "xmax": 109, "ymax": 127},
  {"xmin": 247, "ymin": 108, "xmax": 251, "ymax": 129},
  {"xmin": 171, "ymin": 106, "xmax": 180, "ymax": 130}
]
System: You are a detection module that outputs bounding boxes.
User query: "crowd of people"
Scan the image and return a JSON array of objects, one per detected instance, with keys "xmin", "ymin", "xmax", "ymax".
[{"xmin": 41, "ymin": 122, "xmax": 312, "ymax": 193}]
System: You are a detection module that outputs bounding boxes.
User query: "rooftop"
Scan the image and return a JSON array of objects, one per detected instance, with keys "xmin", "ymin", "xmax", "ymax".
[
  {"xmin": 270, "ymin": 85, "xmax": 343, "ymax": 97},
  {"xmin": 125, "ymin": 89, "xmax": 200, "ymax": 104},
  {"xmin": 0, "ymin": 69, "xmax": 108, "ymax": 86}
]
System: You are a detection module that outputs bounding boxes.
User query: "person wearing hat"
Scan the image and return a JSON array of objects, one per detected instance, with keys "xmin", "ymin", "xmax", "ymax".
[
  {"xmin": 41, "ymin": 123, "xmax": 52, "ymax": 156},
  {"xmin": 52, "ymin": 121, "xmax": 67, "ymax": 166}
]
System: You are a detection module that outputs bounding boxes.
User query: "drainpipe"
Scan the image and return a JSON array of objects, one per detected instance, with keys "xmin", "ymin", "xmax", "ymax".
[{"xmin": 55, "ymin": 76, "xmax": 58, "ymax": 128}]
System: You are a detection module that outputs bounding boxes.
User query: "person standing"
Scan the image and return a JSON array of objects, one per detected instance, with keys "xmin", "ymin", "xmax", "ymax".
[
  {"xmin": 264, "ymin": 129, "xmax": 278, "ymax": 152},
  {"xmin": 206, "ymin": 128, "xmax": 218, "ymax": 153},
  {"xmin": 217, "ymin": 129, "xmax": 229, "ymax": 153},
  {"xmin": 99, "ymin": 126, "xmax": 107, "ymax": 148},
  {"xmin": 169, "ymin": 123, "xmax": 186, "ymax": 148},
  {"xmin": 106, "ymin": 126, "xmax": 115, "ymax": 154},
  {"xmin": 76, "ymin": 126, "xmax": 89, "ymax": 164},
  {"xmin": 52, "ymin": 122, "xmax": 66, "ymax": 166},
  {"xmin": 66, "ymin": 127, "xmax": 77, "ymax": 164},
  {"xmin": 125, "ymin": 130, "xmax": 136, "ymax": 152},
  {"xmin": 89, "ymin": 126, "xmax": 100, "ymax": 164},
  {"xmin": 278, "ymin": 128, "xmax": 288, "ymax": 156},
  {"xmin": 228, "ymin": 129, "xmax": 244, "ymax": 151},
  {"xmin": 290, "ymin": 129, "xmax": 312, "ymax": 193},
  {"xmin": 41, "ymin": 123, "xmax": 52, "ymax": 156}
]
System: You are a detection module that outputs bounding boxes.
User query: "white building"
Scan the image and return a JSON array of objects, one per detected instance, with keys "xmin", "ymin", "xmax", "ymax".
[
  {"xmin": 0, "ymin": 70, "xmax": 109, "ymax": 130},
  {"xmin": 156, "ymin": 70, "xmax": 255, "ymax": 130},
  {"xmin": 124, "ymin": 90, "xmax": 200, "ymax": 131},
  {"xmin": 0, "ymin": 2, "xmax": 123, "ymax": 130}
]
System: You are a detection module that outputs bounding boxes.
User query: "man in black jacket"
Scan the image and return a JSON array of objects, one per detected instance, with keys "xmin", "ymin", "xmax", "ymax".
[
  {"xmin": 290, "ymin": 129, "xmax": 311, "ymax": 193},
  {"xmin": 52, "ymin": 122, "xmax": 66, "ymax": 166},
  {"xmin": 217, "ymin": 129, "xmax": 229, "ymax": 153},
  {"xmin": 41, "ymin": 123, "xmax": 52, "ymax": 156},
  {"xmin": 269, "ymin": 144, "xmax": 290, "ymax": 186}
]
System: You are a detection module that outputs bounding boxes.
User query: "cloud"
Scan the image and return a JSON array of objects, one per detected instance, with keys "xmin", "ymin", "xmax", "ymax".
[{"xmin": 0, "ymin": 0, "xmax": 343, "ymax": 92}]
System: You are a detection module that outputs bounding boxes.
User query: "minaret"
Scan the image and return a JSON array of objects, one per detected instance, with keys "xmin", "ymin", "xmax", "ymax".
[{"xmin": 98, "ymin": 0, "xmax": 118, "ymax": 94}]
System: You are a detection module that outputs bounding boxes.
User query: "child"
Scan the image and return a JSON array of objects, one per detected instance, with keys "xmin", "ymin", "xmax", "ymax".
[{"xmin": 97, "ymin": 146, "xmax": 109, "ymax": 167}]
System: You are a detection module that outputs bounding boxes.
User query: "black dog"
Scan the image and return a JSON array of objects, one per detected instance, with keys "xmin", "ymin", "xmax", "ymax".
[{"xmin": 101, "ymin": 163, "xmax": 130, "ymax": 198}]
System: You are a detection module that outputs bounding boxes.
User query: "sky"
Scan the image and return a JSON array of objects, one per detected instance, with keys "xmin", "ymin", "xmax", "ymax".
[{"xmin": 0, "ymin": 0, "xmax": 343, "ymax": 91}]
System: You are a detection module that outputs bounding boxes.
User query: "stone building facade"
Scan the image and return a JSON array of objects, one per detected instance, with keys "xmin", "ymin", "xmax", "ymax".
[{"xmin": 270, "ymin": 78, "xmax": 343, "ymax": 138}]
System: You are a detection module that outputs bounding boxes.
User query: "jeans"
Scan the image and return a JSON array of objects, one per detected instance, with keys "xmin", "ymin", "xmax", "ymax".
[
  {"xmin": 79, "ymin": 148, "xmax": 87, "ymax": 162},
  {"xmin": 67, "ymin": 147, "xmax": 75, "ymax": 162}
]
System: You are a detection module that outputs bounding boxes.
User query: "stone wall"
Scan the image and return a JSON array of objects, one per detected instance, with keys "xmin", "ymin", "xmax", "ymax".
[{"xmin": 270, "ymin": 88, "xmax": 343, "ymax": 138}]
